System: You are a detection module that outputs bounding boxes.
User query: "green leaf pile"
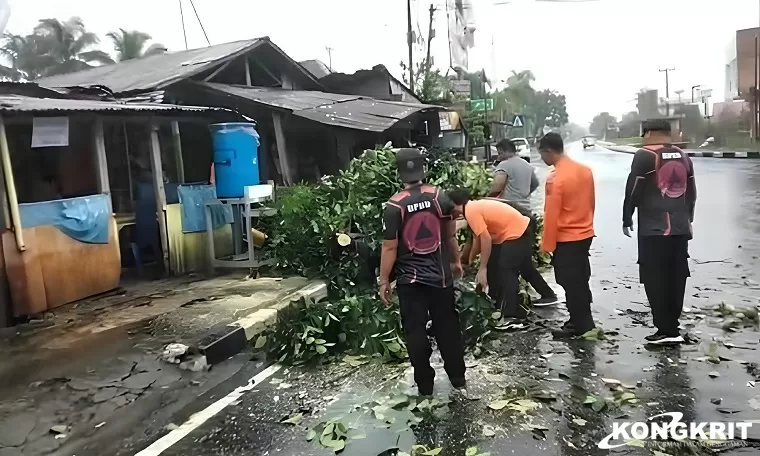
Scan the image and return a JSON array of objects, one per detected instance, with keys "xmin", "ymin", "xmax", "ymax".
[{"xmin": 261, "ymin": 145, "xmax": 550, "ymax": 363}]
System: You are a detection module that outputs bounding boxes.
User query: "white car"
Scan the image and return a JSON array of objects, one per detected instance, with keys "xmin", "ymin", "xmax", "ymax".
[{"xmin": 511, "ymin": 138, "xmax": 532, "ymax": 162}]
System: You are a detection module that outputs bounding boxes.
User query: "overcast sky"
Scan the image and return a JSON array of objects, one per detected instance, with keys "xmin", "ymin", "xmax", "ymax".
[{"xmin": 6, "ymin": 0, "xmax": 760, "ymax": 124}]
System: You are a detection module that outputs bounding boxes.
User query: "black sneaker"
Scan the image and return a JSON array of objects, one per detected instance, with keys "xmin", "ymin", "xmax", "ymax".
[
  {"xmin": 552, "ymin": 326, "xmax": 580, "ymax": 339},
  {"xmin": 552, "ymin": 323, "xmax": 594, "ymax": 340},
  {"xmin": 645, "ymin": 331, "xmax": 664, "ymax": 342},
  {"xmin": 646, "ymin": 334, "xmax": 685, "ymax": 345},
  {"xmin": 533, "ymin": 295, "xmax": 559, "ymax": 307}
]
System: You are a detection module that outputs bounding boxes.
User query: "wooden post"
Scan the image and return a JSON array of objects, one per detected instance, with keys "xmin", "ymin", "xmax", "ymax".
[
  {"xmin": 123, "ymin": 123, "xmax": 134, "ymax": 203},
  {"xmin": 93, "ymin": 118, "xmax": 111, "ymax": 198},
  {"xmin": 171, "ymin": 121, "xmax": 185, "ymax": 183},
  {"xmin": 0, "ymin": 117, "xmax": 24, "ymax": 251},
  {"xmin": 272, "ymin": 112, "xmax": 293, "ymax": 185},
  {"xmin": 149, "ymin": 123, "xmax": 170, "ymax": 273}
]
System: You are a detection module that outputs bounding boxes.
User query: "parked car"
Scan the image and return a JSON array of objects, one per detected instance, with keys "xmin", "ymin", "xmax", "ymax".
[
  {"xmin": 582, "ymin": 135, "xmax": 597, "ymax": 149},
  {"xmin": 511, "ymin": 137, "xmax": 532, "ymax": 162}
]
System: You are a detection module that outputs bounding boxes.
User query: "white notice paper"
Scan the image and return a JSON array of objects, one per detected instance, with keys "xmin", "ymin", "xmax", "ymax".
[{"xmin": 31, "ymin": 117, "xmax": 69, "ymax": 148}]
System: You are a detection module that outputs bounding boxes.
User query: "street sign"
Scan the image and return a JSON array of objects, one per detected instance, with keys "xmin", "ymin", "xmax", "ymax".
[
  {"xmin": 470, "ymin": 98, "xmax": 494, "ymax": 112},
  {"xmin": 698, "ymin": 88, "xmax": 712, "ymax": 99},
  {"xmin": 512, "ymin": 115, "xmax": 525, "ymax": 128},
  {"xmin": 452, "ymin": 80, "xmax": 471, "ymax": 97}
]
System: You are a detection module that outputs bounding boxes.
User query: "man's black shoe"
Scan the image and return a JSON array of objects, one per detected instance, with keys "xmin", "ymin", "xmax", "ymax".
[
  {"xmin": 646, "ymin": 333, "xmax": 684, "ymax": 345},
  {"xmin": 645, "ymin": 331, "xmax": 664, "ymax": 342},
  {"xmin": 552, "ymin": 327, "xmax": 580, "ymax": 339},
  {"xmin": 552, "ymin": 324, "xmax": 594, "ymax": 339},
  {"xmin": 533, "ymin": 295, "xmax": 559, "ymax": 307}
]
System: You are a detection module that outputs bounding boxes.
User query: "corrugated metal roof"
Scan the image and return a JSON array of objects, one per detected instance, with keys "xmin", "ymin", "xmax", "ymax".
[
  {"xmin": 0, "ymin": 95, "xmax": 233, "ymax": 116},
  {"xmin": 203, "ymin": 82, "xmax": 358, "ymax": 111},
  {"xmin": 35, "ymin": 39, "xmax": 263, "ymax": 94},
  {"xmin": 195, "ymin": 82, "xmax": 441, "ymax": 132},
  {"xmin": 297, "ymin": 99, "xmax": 438, "ymax": 132},
  {"xmin": 299, "ymin": 59, "xmax": 332, "ymax": 79}
]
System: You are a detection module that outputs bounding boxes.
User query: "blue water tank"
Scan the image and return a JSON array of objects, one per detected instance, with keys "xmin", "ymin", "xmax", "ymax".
[{"xmin": 210, "ymin": 122, "xmax": 261, "ymax": 198}]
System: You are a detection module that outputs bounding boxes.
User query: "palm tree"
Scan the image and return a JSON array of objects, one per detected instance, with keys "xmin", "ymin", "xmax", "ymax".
[
  {"xmin": 502, "ymin": 69, "xmax": 536, "ymax": 113},
  {"xmin": 32, "ymin": 17, "xmax": 114, "ymax": 76},
  {"xmin": 0, "ymin": 33, "xmax": 55, "ymax": 80},
  {"xmin": 106, "ymin": 29, "xmax": 166, "ymax": 62}
]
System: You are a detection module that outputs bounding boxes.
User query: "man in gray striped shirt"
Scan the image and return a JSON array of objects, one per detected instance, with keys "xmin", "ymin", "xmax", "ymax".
[{"xmin": 490, "ymin": 139, "xmax": 539, "ymax": 212}]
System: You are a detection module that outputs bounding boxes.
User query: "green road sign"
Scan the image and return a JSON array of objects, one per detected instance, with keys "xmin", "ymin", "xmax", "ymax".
[{"xmin": 470, "ymin": 98, "xmax": 494, "ymax": 112}]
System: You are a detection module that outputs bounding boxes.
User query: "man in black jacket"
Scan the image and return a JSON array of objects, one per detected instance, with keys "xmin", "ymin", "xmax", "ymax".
[{"xmin": 623, "ymin": 120, "xmax": 697, "ymax": 345}]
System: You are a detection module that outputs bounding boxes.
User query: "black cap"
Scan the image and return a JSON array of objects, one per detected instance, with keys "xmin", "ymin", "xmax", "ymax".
[
  {"xmin": 396, "ymin": 148, "xmax": 426, "ymax": 183},
  {"xmin": 641, "ymin": 119, "xmax": 671, "ymax": 137}
]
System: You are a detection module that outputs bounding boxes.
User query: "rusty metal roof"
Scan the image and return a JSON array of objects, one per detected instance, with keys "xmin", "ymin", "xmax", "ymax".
[
  {"xmin": 296, "ymin": 99, "xmax": 439, "ymax": 132},
  {"xmin": 195, "ymin": 82, "xmax": 441, "ymax": 132},
  {"xmin": 202, "ymin": 82, "xmax": 358, "ymax": 110},
  {"xmin": 34, "ymin": 39, "xmax": 265, "ymax": 94},
  {"xmin": 0, "ymin": 95, "xmax": 235, "ymax": 116}
]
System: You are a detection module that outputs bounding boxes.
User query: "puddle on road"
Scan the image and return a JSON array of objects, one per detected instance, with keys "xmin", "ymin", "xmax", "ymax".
[{"xmin": 253, "ymin": 316, "xmax": 759, "ymax": 456}]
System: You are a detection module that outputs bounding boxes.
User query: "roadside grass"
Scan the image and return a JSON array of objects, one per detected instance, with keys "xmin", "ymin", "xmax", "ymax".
[{"xmin": 610, "ymin": 137, "xmax": 641, "ymax": 147}]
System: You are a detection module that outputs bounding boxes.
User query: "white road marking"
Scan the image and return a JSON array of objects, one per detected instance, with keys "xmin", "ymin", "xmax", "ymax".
[{"xmin": 134, "ymin": 363, "xmax": 282, "ymax": 456}]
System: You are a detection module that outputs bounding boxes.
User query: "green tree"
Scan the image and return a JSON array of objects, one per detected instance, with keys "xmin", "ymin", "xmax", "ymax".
[
  {"xmin": 502, "ymin": 70, "xmax": 536, "ymax": 113},
  {"xmin": 400, "ymin": 58, "xmax": 452, "ymax": 104},
  {"xmin": 618, "ymin": 111, "xmax": 640, "ymax": 138},
  {"xmin": 589, "ymin": 112, "xmax": 618, "ymax": 138},
  {"xmin": 31, "ymin": 17, "xmax": 113, "ymax": 76},
  {"xmin": 106, "ymin": 29, "xmax": 165, "ymax": 61},
  {"xmin": 0, "ymin": 33, "xmax": 55, "ymax": 80},
  {"xmin": 526, "ymin": 89, "xmax": 569, "ymax": 137}
]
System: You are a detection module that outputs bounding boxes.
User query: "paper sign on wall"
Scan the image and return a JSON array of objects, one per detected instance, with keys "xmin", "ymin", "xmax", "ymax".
[{"xmin": 31, "ymin": 117, "xmax": 69, "ymax": 148}]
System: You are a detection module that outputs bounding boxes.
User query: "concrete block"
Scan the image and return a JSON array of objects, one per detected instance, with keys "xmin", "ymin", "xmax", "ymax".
[{"xmin": 235, "ymin": 308, "xmax": 278, "ymax": 341}]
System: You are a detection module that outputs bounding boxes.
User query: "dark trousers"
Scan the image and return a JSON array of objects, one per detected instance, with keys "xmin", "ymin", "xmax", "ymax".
[
  {"xmin": 553, "ymin": 237, "xmax": 595, "ymax": 332},
  {"xmin": 397, "ymin": 284, "xmax": 466, "ymax": 395},
  {"xmin": 487, "ymin": 226, "xmax": 553, "ymax": 318},
  {"xmin": 524, "ymin": 216, "xmax": 556, "ymax": 299},
  {"xmin": 638, "ymin": 235, "xmax": 689, "ymax": 336}
]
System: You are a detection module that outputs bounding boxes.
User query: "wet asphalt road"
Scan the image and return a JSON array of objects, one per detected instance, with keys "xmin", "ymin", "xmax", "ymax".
[{"xmin": 127, "ymin": 143, "xmax": 760, "ymax": 456}]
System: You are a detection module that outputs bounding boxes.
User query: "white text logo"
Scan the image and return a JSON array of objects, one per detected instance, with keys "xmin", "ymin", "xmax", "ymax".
[{"xmin": 598, "ymin": 412, "xmax": 753, "ymax": 449}]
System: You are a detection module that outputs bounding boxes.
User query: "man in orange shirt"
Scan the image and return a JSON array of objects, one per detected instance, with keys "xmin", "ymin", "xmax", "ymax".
[
  {"xmin": 448, "ymin": 189, "xmax": 554, "ymax": 320},
  {"xmin": 538, "ymin": 133, "xmax": 596, "ymax": 338}
]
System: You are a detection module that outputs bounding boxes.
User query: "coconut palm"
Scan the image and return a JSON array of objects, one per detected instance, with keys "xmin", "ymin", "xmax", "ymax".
[
  {"xmin": 32, "ymin": 17, "xmax": 114, "ymax": 76},
  {"xmin": 106, "ymin": 29, "xmax": 166, "ymax": 61},
  {"xmin": 0, "ymin": 32, "xmax": 55, "ymax": 80}
]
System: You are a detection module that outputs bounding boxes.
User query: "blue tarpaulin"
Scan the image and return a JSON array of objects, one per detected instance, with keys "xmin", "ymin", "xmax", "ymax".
[
  {"xmin": 19, "ymin": 194, "xmax": 111, "ymax": 244},
  {"xmin": 177, "ymin": 184, "xmax": 233, "ymax": 233}
]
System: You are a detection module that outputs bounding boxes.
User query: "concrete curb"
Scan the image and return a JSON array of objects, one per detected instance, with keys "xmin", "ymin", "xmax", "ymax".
[
  {"xmin": 604, "ymin": 145, "xmax": 760, "ymax": 159},
  {"xmin": 199, "ymin": 281, "xmax": 328, "ymax": 365}
]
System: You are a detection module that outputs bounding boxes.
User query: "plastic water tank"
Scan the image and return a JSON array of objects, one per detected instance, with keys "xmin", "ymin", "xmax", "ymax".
[{"xmin": 210, "ymin": 122, "xmax": 260, "ymax": 198}]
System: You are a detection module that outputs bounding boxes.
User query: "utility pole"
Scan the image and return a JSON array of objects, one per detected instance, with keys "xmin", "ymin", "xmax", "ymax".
[
  {"xmin": 425, "ymin": 4, "xmax": 436, "ymax": 76},
  {"xmin": 691, "ymin": 84, "xmax": 701, "ymax": 103},
  {"xmin": 325, "ymin": 46, "xmax": 334, "ymax": 71},
  {"xmin": 659, "ymin": 67, "xmax": 675, "ymax": 115},
  {"xmin": 755, "ymin": 33, "xmax": 759, "ymax": 139},
  {"xmin": 406, "ymin": 0, "xmax": 414, "ymax": 93}
]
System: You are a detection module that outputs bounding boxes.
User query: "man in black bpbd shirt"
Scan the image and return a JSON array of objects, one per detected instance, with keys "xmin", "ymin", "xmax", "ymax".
[
  {"xmin": 379, "ymin": 148, "xmax": 468, "ymax": 397},
  {"xmin": 623, "ymin": 119, "xmax": 697, "ymax": 345}
]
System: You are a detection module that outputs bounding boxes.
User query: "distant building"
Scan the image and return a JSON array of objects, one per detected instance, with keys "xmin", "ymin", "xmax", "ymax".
[
  {"xmin": 724, "ymin": 27, "xmax": 759, "ymax": 101},
  {"xmin": 319, "ymin": 65, "xmax": 420, "ymax": 103}
]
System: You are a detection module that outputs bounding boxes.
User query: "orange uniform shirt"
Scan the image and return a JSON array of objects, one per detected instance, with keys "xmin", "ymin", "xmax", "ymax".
[
  {"xmin": 542, "ymin": 156, "xmax": 595, "ymax": 253},
  {"xmin": 465, "ymin": 199, "xmax": 530, "ymax": 244}
]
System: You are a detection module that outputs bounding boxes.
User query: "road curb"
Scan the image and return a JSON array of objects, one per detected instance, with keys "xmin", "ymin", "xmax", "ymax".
[
  {"xmin": 199, "ymin": 281, "xmax": 328, "ymax": 365},
  {"xmin": 604, "ymin": 145, "xmax": 760, "ymax": 159}
]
